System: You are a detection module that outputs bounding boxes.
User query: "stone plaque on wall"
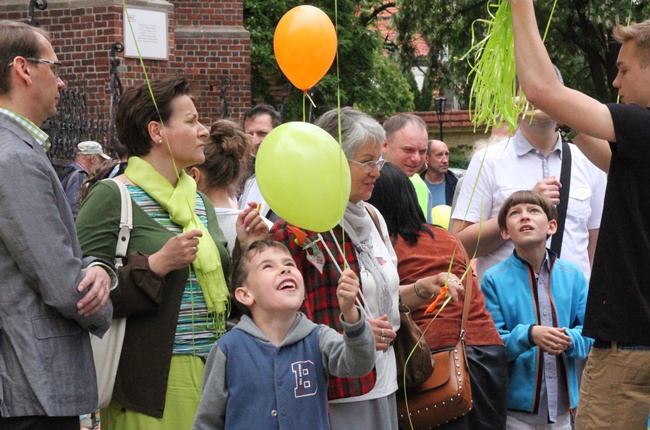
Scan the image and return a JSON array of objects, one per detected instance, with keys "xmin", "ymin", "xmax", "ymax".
[{"xmin": 123, "ymin": 6, "xmax": 168, "ymax": 60}]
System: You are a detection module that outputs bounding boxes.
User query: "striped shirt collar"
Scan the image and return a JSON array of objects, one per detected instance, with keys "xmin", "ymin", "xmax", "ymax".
[
  {"xmin": 513, "ymin": 128, "xmax": 563, "ymax": 159},
  {"xmin": 0, "ymin": 108, "xmax": 49, "ymax": 147}
]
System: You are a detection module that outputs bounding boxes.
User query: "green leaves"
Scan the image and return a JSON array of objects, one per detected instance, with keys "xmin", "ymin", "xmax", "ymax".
[
  {"xmin": 244, "ymin": 0, "xmax": 413, "ymax": 119},
  {"xmin": 392, "ymin": 0, "xmax": 646, "ymax": 111}
]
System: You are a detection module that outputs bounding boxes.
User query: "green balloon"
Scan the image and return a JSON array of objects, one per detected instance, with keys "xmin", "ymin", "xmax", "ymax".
[{"xmin": 256, "ymin": 122, "xmax": 351, "ymax": 232}]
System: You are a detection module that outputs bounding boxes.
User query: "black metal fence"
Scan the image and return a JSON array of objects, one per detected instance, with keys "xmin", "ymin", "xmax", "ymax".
[
  {"xmin": 44, "ymin": 79, "xmax": 117, "ymax": 174},
  {"xmin": 23, "ymin": 0, "xmax": 121, "ymax": 173}
]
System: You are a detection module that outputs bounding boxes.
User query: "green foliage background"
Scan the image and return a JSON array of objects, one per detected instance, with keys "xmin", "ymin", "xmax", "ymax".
[
  {"xmin": 244, "ymin": 0, "xmax": 414, "ymax": 122},
  {"xmin": 393, "ymin": 0, "xmax": 650, "ymax": 109},
  {"xmin": 245, "ymin": 0, "xmax": 650, "ymax": 119}
]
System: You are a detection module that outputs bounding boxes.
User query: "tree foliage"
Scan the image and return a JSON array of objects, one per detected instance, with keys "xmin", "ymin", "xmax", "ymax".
[
  {"xmin": 244, "ymin": 0, "xmax": 414, "ymax": 121},
  {"xmin": 393, "ymin": 0, "xmax": 649, "ymax": 107}
]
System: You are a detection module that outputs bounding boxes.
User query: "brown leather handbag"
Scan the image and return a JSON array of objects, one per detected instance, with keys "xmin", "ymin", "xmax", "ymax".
[
  {"xmin": 396, "ymin": 264, "xmax": 473, "ymax": 429},
  {"xmin": 394, "ymin": 301, "xmax": 435, "ymax": 389}
]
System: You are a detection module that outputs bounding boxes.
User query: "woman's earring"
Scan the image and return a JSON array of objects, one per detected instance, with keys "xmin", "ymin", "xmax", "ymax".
[{"xmin": 159, "ymin": 139, "xmax": 163, "ymax": 144}]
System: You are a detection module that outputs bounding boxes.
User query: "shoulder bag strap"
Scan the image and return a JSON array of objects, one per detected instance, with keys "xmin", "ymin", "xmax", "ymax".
[
  {"xmin": 550, "ymin": 141, "xmax": 572, "ymax": 257},
  {"xmin": 62, "ymin": 168, "xmax": 83, "ymax": 190},
  {"xmin": 441, "ymin": 229, "xmax": 473, "ymax": 337},
  {"xmin": 106, "ymin": 179, "xmax": 133, "ymax": 268},
  {"xmin": 364, "ymin": 203, "xmax": 387, "ymax": 247},
  {"xmin": 456, "ymin": 236, "xmax": 472, "ymax": 335}
]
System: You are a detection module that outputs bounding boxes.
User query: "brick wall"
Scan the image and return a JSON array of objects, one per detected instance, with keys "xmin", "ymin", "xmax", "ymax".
[
  {"xmin": 0, "ymin": 0, "xmax": 250, "ymax": 158},
  {"xmin": 168, "ymin": 0, "xmax": 249, "ymax": 122}
]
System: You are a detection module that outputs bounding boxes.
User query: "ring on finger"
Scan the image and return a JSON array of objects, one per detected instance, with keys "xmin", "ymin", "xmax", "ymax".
[
  {"xmin": 380, "ymin": 328, "xmax": 384, "ymax": 337},
  {"xmin": 193, "ymin": 246, "xmax": 198, "ymax": 253},
  {"xmin": 380, "ymin": 335, "xmax": 385, "ymax": 343}
]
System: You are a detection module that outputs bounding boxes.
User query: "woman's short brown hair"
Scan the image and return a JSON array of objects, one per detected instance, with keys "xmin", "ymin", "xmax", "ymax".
[{"xmin": 116, "ymin": 76, "xmax": 192, "ymax": 157}]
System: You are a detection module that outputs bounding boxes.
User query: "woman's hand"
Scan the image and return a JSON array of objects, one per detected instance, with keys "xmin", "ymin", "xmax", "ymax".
[
  {"xmin": 368, "ymin": 315, "xmax": 396, "ymax": 352},
  {"xmin": 416, "ymin": 273, "xmax": 464, "ymax": 302},
  {"xmin": 236, "ymin": 202, "xmax": 269, "ymax": 249},
  {"xmin": 148, "ymin": 229, "xmax": 202, "ymax": 276}
]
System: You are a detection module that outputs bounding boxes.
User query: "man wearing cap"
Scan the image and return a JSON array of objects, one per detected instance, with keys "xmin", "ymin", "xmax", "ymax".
[{"xmin": 60, "ymin": 140, "xmax": 110, "ymax": 218}]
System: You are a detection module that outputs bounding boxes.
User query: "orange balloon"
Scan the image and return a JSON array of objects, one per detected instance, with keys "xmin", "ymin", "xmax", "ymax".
[{"xmin": 274, "ymin": 5, "xmax": 337, "ymax": 91}]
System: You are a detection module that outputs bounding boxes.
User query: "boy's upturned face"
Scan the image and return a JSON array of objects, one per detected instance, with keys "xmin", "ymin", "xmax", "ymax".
[
  {"xmin": 236, "ymin": 247, "xmax": 305, "ymax": 315},
  {"xmin": 501, "ymin": 203, "xmax": 557, "ymax": 248}
]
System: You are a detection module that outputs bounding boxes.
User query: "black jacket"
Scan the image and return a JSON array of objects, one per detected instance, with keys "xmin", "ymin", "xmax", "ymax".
[{"xmin": 420, "ymin": 170, "xmax": 459, "ymax": 206}]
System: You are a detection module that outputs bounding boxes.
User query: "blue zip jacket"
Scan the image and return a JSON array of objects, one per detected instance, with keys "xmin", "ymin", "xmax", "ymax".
[{"xmin": 481, "ymin": 251, "xmax": 593, "ymax": 413}]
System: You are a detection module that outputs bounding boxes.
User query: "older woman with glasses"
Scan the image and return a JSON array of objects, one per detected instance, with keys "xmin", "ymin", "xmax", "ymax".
[{"xmin": 271, "ymin": 107, "xmax": 401, "ymax": 429}]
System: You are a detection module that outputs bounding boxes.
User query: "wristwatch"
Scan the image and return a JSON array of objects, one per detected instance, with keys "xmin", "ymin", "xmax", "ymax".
[{"xmin": 558, "ymin": 125, "xmax": 579, "ymax": 141}]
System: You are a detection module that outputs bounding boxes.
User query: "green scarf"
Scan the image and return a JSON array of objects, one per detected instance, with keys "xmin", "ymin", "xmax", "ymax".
[{"xmin": 125, "ymin": 156, "xmax": 229, "ymax": 317}]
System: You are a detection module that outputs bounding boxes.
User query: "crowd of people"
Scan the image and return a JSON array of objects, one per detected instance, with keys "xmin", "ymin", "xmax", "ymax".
[{"xmin": 1, "ymin": 1, "xmax": 650, "ymax": 428}]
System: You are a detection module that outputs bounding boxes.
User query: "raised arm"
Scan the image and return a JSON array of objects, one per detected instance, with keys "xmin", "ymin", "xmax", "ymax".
[
  {"xmin": 570, "ymin": 133, "xmax": 611, "ymax": 173},
  {"xmin": 509, "ymin": 0, "xmax": 616, "ymax": 145}
]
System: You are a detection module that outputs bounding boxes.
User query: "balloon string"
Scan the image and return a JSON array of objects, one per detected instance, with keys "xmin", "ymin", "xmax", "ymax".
[
  {"xmin": 122, "ymin": 1, "xmax": 194, "ymax": 214},
  {"xmin": 302, "ymin": 92, "xmax": 306, "ymax": 122},
  {"xmin": 541, "ymin": 0, "xmax": 558, "ymax": 42},
  {"xmin": 287, "ymin": 225, "xmax": 370, "ymax": 319},
  {"xmin": 333, "ymin": 0, "xmax": 347, "ymax": 263},
  {"xmin": 319, "ymin": 232, "xmax": 372, "ymax": 320},
  {"xmin": 305, "ymin": 91, "xmax": 317, "ymax": 108},
  {"xmin": 618, "ymin": 0, "xmax": 634, "ymax": 104},
  {"xmin": 329, "ymin": 229, "xmax": 349, "ymax": 271}
]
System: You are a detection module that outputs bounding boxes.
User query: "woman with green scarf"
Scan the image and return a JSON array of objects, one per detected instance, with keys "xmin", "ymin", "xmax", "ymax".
[{"xmin": 76, "ymin": 76, "xmax": 268, "ymax": 430}]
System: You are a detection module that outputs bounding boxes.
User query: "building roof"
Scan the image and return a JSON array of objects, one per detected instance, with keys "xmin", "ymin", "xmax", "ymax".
[{"xmin": 369, "ymin": 5, "xmax": 430, "ymax": 57}]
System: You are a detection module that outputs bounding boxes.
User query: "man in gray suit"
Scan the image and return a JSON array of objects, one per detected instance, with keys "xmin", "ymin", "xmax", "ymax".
[{"xmin": 0, "ymin": 21, "xmax": 114, "ymax": 430}]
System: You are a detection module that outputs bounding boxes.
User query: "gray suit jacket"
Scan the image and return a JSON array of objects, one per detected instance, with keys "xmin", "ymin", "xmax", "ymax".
[{"xmin": 0, "ymin": 113, "xmax": 112, "ymax": 417}]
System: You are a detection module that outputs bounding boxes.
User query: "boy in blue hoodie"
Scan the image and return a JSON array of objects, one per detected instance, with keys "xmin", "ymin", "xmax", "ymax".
[
  {"xmin": 482, "ymin": 190, "xmax": 593, "ymax": 429},
  {"xmin": 193, "ymin": 240, "xmax": 375, "ymax": 430}
]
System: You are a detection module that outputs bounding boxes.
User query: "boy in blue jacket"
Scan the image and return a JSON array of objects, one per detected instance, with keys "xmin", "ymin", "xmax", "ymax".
[
  {"xmin": 482, "ymin": 190, "xmax": 593, "ymax": 429},
  {"xmin": 193, "ymin": 240, "xmax": 375, "ymax": 430}
]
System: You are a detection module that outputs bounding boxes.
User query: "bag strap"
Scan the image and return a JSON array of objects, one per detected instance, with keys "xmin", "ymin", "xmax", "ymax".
[
  {"xmin": 550, "ymin": 140, "xmax": 572, "ymax": 257},
  {"xmin": 364, "ymin": 203, "xmax": 387, "ymax": 246},
  {"xmin": 62, "ymin": 168, "xmax": 84, "ymax": 191},
  {"xmin": 451, "ymin": 232, "xmax": 472, "ymax": 374},
  {"xmin": 106, "ymin": 179, "xmax": 133, "ymax": 269},
  {"xmin": 454, "ymin": 234, "xmax": 472, "ymax": 335}
]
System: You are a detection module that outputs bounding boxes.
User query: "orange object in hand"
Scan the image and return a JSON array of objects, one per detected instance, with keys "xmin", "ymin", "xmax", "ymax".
[{"xmin": 424, "ymin": 286, "xmax": 448, "ymax": 315}]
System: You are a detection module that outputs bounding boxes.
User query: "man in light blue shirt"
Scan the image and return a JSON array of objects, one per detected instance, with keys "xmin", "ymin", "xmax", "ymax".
[{"xmin": 420, "ymin": 139, "xmax": 458, "ymax": 208}]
